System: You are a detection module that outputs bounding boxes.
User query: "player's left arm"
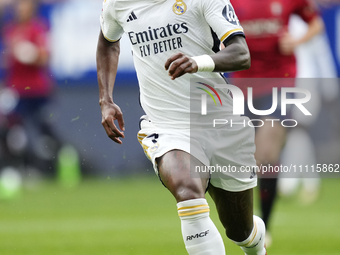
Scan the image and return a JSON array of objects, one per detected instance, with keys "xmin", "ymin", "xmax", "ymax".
[
  {"xmin": 165, "ymin": 35, "xmax": 250, "ymax": 80},
  {"xmin": 211, "ymin": 35, "xmax": 250, "ymax": 72},
  {"xmin": 165, "ymin": 0, "xmax": 250, "ymax": 80}
]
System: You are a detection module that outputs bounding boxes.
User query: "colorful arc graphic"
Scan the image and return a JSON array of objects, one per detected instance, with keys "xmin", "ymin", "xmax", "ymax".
[
  {"xmin": 197, "ymin": 82, "xmax": 223, "ymax": 106},
  {"xmin": 197, "ymin": 87, "xmax": 217, "ymax": 105}
]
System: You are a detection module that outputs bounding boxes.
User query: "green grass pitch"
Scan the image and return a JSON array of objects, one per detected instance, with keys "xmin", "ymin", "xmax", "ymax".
[{"xmin": 0, "ymin": 176, "xmax": 339, "ymax": 255}]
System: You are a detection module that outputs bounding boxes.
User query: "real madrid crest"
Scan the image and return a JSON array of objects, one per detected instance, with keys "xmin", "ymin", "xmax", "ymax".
[
  {"xmin": 173, "ymin": 0, "xmax": 187, "ymax": 15},
  {"xmin": 149, "ymin": 142, "xmax": 160, "ymax": 153}
]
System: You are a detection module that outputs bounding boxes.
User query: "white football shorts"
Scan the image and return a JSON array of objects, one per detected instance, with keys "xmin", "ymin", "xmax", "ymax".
[{"xmin": 137, "ymin": 115, "xmax": 257, "ymax": 192}]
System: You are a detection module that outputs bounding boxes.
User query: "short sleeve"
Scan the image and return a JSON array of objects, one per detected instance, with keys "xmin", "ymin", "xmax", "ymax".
[
  {"xmin": 294, "ymin": 0, "xmax": 319, "ymax": 23},
  {"xmin": 201, "ymin": 0, "xmax": 244, "ymax": 45},
  {"xmin": 100, "ymin": 0, "xmax": 124, "ymax": 42}
]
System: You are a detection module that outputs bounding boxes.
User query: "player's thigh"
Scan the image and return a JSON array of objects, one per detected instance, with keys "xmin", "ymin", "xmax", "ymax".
[
  {"xmin": 208, "ymin": 184, "xmax": 254, "ymax": 242},
  {"xmin": 156, "ymin": 149, "xmax": 209, "ymax": 203},
  {"xmin": 255, "ymin": 119, "xmax": 286, "ymax": 164}
]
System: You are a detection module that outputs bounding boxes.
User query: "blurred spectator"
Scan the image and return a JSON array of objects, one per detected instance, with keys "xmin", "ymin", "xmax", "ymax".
[
  {"xmin": 278, "ymin": 9, "xmax": 339, "ymax": 204},
  {"xmin": 1, "ymin": 0, "xmax": 61, "ymax": 177},
  {"xmin": 231, "ymin": 0, "xmax": 323, "ymax": 247}
]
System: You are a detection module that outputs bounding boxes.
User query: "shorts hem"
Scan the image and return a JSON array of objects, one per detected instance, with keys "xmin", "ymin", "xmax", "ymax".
[{"xmin": 209, "ymin": 178, "xmax": 257, "ymax": 192}]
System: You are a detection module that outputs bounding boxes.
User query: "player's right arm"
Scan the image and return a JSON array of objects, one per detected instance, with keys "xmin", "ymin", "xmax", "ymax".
[
  {"xmin": 97, "ymin": 32, "xmax": 125, "ymax": 144},
  {"xmin": 97, "ymin": 0, "xmax": 125, "ymax": 144}
]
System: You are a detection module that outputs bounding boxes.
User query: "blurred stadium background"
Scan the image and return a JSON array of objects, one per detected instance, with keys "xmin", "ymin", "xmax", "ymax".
[{"xmin": 0, "ymin": 0, "xmax": 339, "ymax": 254}]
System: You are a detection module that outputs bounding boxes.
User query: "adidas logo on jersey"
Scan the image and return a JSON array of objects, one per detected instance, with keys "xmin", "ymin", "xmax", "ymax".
[{"xmin": 127, "ymin": 11, "xmax": 137, "ymax": 22}]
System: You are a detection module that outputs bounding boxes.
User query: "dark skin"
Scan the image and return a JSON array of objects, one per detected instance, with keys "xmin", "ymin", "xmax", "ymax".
[
  {"xmin": 97, "ymin": 31, "xmax": 250, "ymax": 142},
  {"xmin": 156, "ymin": 150, "xmax": 254, "ymax": 241},
  {"xmin": 97, "ymin": 31, "xmax": 253, "ymax": 241}
]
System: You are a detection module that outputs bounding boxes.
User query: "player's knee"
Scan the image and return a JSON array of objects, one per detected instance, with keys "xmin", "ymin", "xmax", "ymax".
[
  {"xmin": 175, "ymin": 190, "xmax": 204, "ymax": 202},
  {"xmin": 172, "ymin": 180, "xmax": 205, "ymax": 202}
]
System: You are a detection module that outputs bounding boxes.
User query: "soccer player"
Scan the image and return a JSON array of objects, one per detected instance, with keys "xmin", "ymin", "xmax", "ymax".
[
  {"xmin": 97, "ymin": 0, "xmax": 266, "ymax": 254},
  {"xmin": 231, "ymin": 0, "xmax": 323, "ymax": 245}
]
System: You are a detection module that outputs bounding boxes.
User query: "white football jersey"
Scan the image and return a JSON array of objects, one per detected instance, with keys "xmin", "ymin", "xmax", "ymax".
[{"xmin": 100, "ymin": 0, "xmax": 245, "ymax": 129}]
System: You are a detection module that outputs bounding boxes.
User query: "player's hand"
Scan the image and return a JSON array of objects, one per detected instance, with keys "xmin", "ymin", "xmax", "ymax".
[
  {"xmin": 278, "ymin": 32, "xmax": 299, "ymax": 56},
  {"xmin": 165, "ymin": 53, "xmax": 198, "ymax": 80},
  {"xmin": 100, "ymin": 101, "xmax": 125, "ymax": 144}
]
